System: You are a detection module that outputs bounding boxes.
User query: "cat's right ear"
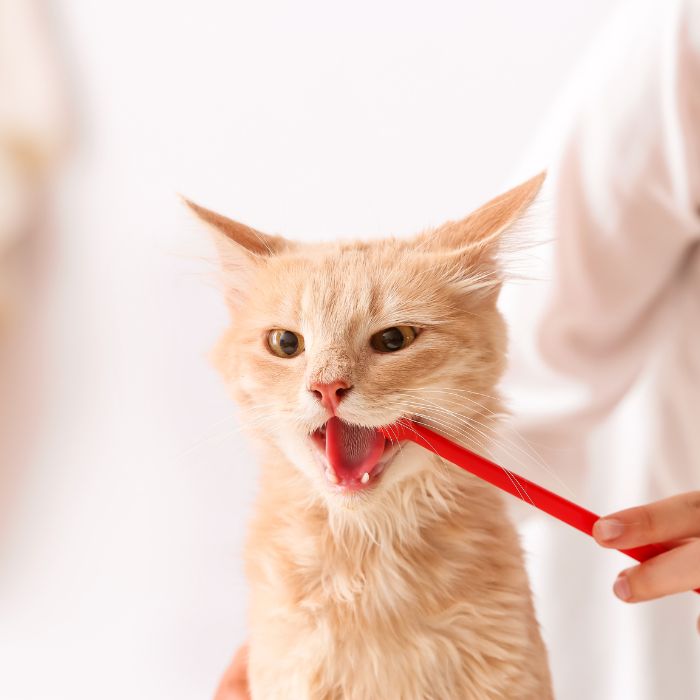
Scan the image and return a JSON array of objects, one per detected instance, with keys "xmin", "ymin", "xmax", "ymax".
[
  {"xmin": 182, "ymin": 198, "xmax": 288, "ymax": 258},
  {"xmin": 182, "ymin": 198, "xmax": 289, "ymax": 303}
]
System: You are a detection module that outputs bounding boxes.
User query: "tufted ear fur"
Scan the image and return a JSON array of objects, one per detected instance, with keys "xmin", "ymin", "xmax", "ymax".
[{"xmin": 415, "ymin": 172, "xmax": 545, "ymax": 300}]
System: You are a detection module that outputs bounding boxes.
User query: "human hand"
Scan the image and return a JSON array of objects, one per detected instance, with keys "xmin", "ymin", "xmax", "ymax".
[
  {"xmin": 213, "ymin": 644, "xmax": 250, "ymax": 700},
  {"xmin": 593, "ymin": 491, "xmax": 700, "ymax": 631}
]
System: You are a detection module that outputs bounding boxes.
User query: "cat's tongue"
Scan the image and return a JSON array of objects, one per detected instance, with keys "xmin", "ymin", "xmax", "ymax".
[{"xmin": 325, "ymin": 417, "xmax": 385, "ymax": 485}]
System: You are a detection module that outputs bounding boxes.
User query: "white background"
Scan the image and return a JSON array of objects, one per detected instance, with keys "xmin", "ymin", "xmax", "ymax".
[{"xmin": 0, "ymin": 2, "xmax": 616, "ymax": 698}]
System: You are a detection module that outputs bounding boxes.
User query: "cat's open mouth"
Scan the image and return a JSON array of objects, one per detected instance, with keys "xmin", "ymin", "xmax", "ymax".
[{"xmin": 310, "ymin": 416, "xmax": 400, "ymax": 491}]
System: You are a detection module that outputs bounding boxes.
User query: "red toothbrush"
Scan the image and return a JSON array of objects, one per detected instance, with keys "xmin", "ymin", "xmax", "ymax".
[{"xmin": 380, "ymin": 420, "xmax": 700, "ymax": 594}]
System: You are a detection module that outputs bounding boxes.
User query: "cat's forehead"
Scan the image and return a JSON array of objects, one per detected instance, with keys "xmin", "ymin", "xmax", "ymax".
[
  {"xmin": 255, "ymin": 240, "xmax": 450, "ymax": 332},
  {"xmin": 272, "ymin": 244, "xmax": 401, "ymax": 316}
]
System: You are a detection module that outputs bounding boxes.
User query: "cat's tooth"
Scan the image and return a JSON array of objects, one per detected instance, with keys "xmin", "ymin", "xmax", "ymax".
[
  {"xmin": 325, "ymin": 468, "xmax": 339, "ymax": 484},
  {"xmin": 361, "ymin": 472, "xmax": 370, "ymax": 484}
]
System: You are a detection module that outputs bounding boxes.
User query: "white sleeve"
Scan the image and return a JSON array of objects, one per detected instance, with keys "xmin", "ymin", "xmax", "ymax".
[{"xmin": 498, "ymin": 0, "xmax": 700, "ymax": 492}]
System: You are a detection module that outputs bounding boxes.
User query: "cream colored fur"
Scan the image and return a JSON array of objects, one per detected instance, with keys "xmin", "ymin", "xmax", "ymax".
[{"xmin": 188, "ymin": 173, "xmax": 553, "ymax": 699}]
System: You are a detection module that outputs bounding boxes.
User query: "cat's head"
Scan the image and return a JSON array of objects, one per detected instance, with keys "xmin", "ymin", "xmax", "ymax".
[{"xmin": 187, "ymin": 175, "xmax": 543, "ymax": 509}]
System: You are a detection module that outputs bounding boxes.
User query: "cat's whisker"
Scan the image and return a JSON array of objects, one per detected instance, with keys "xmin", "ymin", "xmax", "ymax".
[
  {"xmin": 181, "ymin": 405, "xmax": 410, "ymax": 468},
  {"xmin": 394, "ymin": 394, "xmax": 531, "ymax": 474},
  {"xmin": 398, "ymin": 390, "xmax": 519, "ymax": 449},
  {"xmin": 396, "ymin": 388, "xmax": 575, "ymax": 498},
  {"xmin": 174, "ymin": 414, "xmax": 250, "ymax": 460},
  {"xmin": 400, "ymin": 385, "xmax": 505, "ymax": 405},
  {"xmin": 402, "ymin": 410, "xmax": 535, "ymax": 508},
  {"xmin": 175, "ymin": 424, "xmax": 249, "ymax": 461},
  {"xmin": 391, "ymin": 398, "xmax": 535, "ymax": 507},
  {"xmin": 399, "ymin": 387, "xmax": 503, "ymax": 415},
  {"xmin": 458, "ymin": 412, "xmax": 575, "ymax": 499},
  {"xmin": 398, "ymin": 388, "xmax": 568, "ymax": 482},
  {"xmin": 384, "ymin": 423, "xmax": 399, "ymax": 451},
  {"xmin": 392, "ymin": 401, "xmax": 491, "ymax": 463},
  {"xmin": 395, "ymin": 417, "xmax": 451, "ymax": 474}
]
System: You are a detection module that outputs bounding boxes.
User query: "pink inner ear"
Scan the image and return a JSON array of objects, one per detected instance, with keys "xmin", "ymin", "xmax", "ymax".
[
  {"xmin": 184, "ymin": 197, "xmax": 288, "ymax": 256},
  {"xmin": 325, "ymin": 417, "xmax": 386, "ymax": 482}
]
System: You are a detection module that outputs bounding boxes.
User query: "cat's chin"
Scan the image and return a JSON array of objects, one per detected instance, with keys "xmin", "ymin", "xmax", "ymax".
[{"xmin": 309, "ymin": 417, "xmax": 404, "ymax": 494}]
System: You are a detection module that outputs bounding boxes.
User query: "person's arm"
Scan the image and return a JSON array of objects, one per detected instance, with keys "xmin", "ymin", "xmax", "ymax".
[
  {"xmin": 541, "ymin": 1, "xmax": 700, "ymax": 613},
  {"xmin": 503, "ymin": 0, "xmax": 700, "ymax": 613},
  {"xmin": 503, "ymin": 1, "xmax": 700, "ymax": 505}
]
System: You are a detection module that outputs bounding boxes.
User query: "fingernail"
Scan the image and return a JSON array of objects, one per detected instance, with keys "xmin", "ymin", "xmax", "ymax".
[
  {"xmin": 613, "ymin": 574, "xmax": 631, "ymax": 601},
  {"xmin": 595, "ymin": 518, "xmax": 625, "ymax": 542}
]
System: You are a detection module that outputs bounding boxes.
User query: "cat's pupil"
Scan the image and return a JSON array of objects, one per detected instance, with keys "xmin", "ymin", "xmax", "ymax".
[
  {"xmin": 279, "ymin": 331, "xmax": 299, "ymax": 355},
  {"xmin": 382, "ymin": 327, "xmax": 404, "ymax": 351}
]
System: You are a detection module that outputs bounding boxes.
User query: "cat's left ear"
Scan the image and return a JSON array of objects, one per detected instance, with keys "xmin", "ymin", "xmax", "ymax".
[{"xmin": 416, "ymin": 172, "xmax": 545, "ymax": 299}]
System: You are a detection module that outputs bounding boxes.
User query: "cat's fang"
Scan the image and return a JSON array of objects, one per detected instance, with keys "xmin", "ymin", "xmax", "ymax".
[
  {"xmin": 361, "ymin": 472, "xmax": 370, "ymax": 484},
  {"xmin": 325, "ymin": 468, "xmax": 339, "ymax": 484}
]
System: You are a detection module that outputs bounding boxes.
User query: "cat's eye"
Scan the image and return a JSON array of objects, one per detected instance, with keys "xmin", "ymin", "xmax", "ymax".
[
  {"xmin": 370, "ymin": 326, "xmax": 417, "ymax": 353},
  {"xmin": 268, "ymin": 329, "xmax": 305, "ymax": 358}
]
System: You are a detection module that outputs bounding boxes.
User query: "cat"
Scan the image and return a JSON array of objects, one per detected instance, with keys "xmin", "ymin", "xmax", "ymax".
[{"xmin": 187, "ymin": 173, "xmax": 553, "ymax": 700}]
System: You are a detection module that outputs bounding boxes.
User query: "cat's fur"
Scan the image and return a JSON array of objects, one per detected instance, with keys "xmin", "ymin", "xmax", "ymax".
[{"xmin": 188, "ymin": 174, "xmax": 553, "ymax": 699}]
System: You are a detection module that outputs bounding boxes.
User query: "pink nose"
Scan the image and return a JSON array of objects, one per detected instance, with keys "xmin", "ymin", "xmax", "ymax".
[{"xmin": 310, "ymin": 380, "xmax": 352, "ymax": 412}]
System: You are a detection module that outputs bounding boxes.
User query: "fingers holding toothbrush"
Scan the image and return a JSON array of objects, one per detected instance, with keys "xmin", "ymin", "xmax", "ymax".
[{"xmin": 593, "ymin": 492, "xmax": 700, "ymax": 630}]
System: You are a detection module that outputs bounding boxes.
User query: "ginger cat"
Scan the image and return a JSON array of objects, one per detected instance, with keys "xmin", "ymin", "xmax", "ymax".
[{"xmin": 187, "ymin": 174, "xmax": 553, "ymax": 700}]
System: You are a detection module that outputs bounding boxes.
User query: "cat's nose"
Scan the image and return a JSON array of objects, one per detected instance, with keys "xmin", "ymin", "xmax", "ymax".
[{"xmin": 309, "ymin": 380, "xmax": 352, "ymax": 413}]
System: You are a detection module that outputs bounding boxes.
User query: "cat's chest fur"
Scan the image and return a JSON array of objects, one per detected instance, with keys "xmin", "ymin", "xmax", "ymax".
[{"xmin": 243, "ymin": 451, "xmax": 553, "ymax": 700}]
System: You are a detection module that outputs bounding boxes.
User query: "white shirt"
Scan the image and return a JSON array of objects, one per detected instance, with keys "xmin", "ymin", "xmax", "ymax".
[{"xmin": 499, "ymin": 1, "xmax": 700, "ymax": 697}]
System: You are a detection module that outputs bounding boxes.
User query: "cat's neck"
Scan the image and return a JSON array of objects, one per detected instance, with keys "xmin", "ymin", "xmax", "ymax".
[
  {"xmin": 245, "ymin": 441, "xmax": 513, "ymax": 617},
  {"xmin": 250, "ymin": 438, "xmax": 507, "ymax": 560}
]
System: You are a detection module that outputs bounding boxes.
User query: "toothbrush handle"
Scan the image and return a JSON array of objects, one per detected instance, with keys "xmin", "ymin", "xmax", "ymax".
[{"xmin": 382, "ymin": 420, "xmax": 699, "ymax": 593}]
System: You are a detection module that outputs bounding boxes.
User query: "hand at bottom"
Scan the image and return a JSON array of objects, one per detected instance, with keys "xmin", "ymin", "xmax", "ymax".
[
  {"xmin": 214, "ymin": 644, "xmax": 250, "ymax": 700},
  {"xmin": 593, "ymin": 491, "xmax": 700, "ymax": 632}
]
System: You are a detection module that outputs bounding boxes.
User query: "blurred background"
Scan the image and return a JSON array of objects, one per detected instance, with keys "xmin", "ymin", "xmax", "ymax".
[{"xmin": 0, "ymin": 1, "xmax": 662, "ymax": 698}]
